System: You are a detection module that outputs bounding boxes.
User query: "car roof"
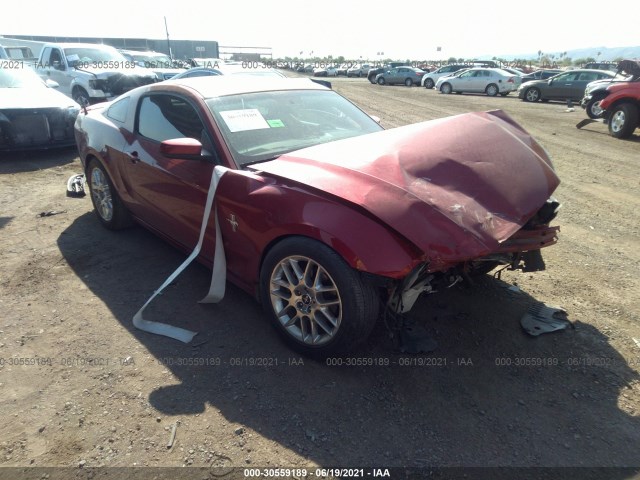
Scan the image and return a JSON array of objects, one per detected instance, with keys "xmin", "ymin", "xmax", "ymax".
[
  {"xmin": 161, "ymin": 76, "xmax": 330, "ymax": 98},
  {"xmin": 50, "ymin": 43, "xmax": 118, "ymax": 49}
]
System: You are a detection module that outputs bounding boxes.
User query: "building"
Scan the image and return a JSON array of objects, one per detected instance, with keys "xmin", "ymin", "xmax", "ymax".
[{"xmin": 1, "ymin": 35, "xmax": 219, "ymax": 61}]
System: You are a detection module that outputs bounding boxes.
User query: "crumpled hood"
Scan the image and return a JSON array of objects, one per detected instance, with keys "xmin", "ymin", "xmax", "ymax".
[
  {"xmin": 257, "ymin": 110, "xmax": 560, "ymax": 265},
  {"xmin": 0, "ymin": 87, "xmax": 79, "ymax": 110}
]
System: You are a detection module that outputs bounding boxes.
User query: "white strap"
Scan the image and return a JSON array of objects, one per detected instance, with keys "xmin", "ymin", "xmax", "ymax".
[{"xmin": 132, "ymin": 165, "xmax": 230, "ymax": 343}]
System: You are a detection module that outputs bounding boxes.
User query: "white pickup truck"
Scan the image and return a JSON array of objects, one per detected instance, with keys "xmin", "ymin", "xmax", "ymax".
[{"xmin": 33, "ymin": 42, "xmax": 157, "ymax": 105}]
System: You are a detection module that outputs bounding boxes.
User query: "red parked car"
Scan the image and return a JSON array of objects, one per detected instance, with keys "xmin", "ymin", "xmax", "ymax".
[
  {"xmin": 599, "ymin": 60, "xmax": 640, "ymax": 139},
  {"xmin": 74, "ymin": 76, "xmax": 560, "ymax": 357}
]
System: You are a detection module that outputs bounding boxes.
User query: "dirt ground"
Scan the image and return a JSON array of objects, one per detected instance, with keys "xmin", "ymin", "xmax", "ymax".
[{"xmin": 1, "ymin": 74, "xmax": 639, "ymax": 480}]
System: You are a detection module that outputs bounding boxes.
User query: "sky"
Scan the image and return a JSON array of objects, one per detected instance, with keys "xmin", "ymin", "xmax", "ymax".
[{"xmin": 2, "ymin": 0, "xmax": 639, "ymax": 61}]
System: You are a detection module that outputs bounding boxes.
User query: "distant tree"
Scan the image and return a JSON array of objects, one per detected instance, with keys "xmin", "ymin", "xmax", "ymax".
[
  {"xmin": 561, "ymin": 56, "xmax": 572, "ymax": 67},
  {"xmin": 447, "ymin": 56, "xmax": 457, "ymax": 63},
  {"xmin": 458, "ymin": 57, "xmax": 464, "ymax": 63},
  {"xmin": 613, "ymin": 56, "xmax": 624, "ymax": 62}
]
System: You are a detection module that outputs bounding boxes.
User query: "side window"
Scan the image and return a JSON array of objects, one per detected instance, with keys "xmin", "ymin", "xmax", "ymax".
[
  {"xmin": 578, "ymin": 72, "xmax": 597, "ymax": 81},
  {"xmin": 106, "ymin": 97, "xmax": 130, "ymax": 123},
  {"xmin": 137, "ymin": 94, "xmax": 216, "ymax": 157},
  {"xmin": 40, "ymin": 47, "xmax": 51, "ymax": 66},
  {"xmin": 49, "ymin": 49, "xmax": 63, "ymax": 68}
]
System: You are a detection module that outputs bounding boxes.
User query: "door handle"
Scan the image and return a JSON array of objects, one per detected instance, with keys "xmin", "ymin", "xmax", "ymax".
[{"xmin": 126, "ymin": 151, "xmax": 140, "ymax": 164}]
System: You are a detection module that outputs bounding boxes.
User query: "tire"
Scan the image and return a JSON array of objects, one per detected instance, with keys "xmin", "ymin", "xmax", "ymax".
[
  {"xmin": 405, "ymin": 78, "xmax": 413, "ymax": 87},
  {"xmin": 72, "ymin": 87, "xmax": 91, "ymax": 107},
  {"xmin": 260, "ymin": 237, "xmax": 379, "ymax": 358},
  {"xmin": 377, "ymin": 77, "xmax": 385, "ymax": 85},
  {"xmin": 485, "ymin": 83, "xmax": 499, "ymax": 97},
  {"xmin": 86, "ymin": 158, "xmax": 133, "ymax": 230},
  {"xmin": 440, "ymin": 82, "xmax": 452, "ymax": 94},
  {"xmin": 424, "ymin": 78, "xmax": 435, "ymax": 89},
  {"xmin": 585, "ymin": 96, "xmax": 605, "ymax": 119},
  {"xmin": 523, "ymin": 87, "xmax": 541, "ymax": 102},
  {"xmin": 608, "ymin": 103, "xmax": 639, "ymax": 139}
]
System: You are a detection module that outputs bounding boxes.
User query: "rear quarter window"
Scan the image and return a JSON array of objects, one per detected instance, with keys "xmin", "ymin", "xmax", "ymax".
[{"xmin": 106, "ymin": 97, "xmax": 130, "ymax": 123}]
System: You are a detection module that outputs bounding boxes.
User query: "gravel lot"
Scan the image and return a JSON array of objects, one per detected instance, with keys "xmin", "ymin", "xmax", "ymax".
[{"xmin": 1, "ymin": 74, "xmax": 639, "ymax": 479}]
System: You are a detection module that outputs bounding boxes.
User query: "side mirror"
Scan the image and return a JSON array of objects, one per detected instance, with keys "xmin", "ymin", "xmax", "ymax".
[
  {"xmin": 160, "ymin": 138, "xmax": 203, "ymax": 159},
  {"xmin": 45, "ymin": 79, "xmax": 60, "ymax": 88}
]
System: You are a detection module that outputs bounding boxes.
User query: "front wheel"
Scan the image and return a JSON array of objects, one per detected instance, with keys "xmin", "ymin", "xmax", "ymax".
[
  {"xmin": 440, "ymin": 82, "xmax": 452, "ymax": 94},
  {"xmin": 485, "ymin": 84, "xmax": 499, "ymax": 97},
  {"xmin": 524, "ymin": 87, "xmax": 541, "ymax": 102},
  {"xmin": 608, "ymin": 103, "xmax": 639, "ymax": 139},
  {"xmin": 260, "ymin": 238, "xmax": 379, "ymax": 358},
  {"xmin": 377, "ymin": 77, "xmax": 385, "ymax": 85},
  {"xmin": 72, "ymin": 87, "xmax": 91, "ymax": 107},
  {"xmin": 424, "ymin": 78, "xmax": 435, "ymax": 89},
  {"xmin": 586, "ymin": 96, "xmax": 605, "ymax": 119},
  {"xmin": 87, "ymin": 159, "xmax": 133, "ymax": 230}
]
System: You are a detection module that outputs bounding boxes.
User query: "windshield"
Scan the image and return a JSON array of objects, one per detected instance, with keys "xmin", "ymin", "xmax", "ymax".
[
  {"xmin": 0, "ymin": 68, "xmax": 47, "ymax": 88},
  {"xmin": 64, "ymin": 47, "xmax": 125, "ymax": 63},
  {"xmin": 132, "ymin": 53, "xmax": 173, "ymax": 67},
  {"xmin": 207, "ymin": 90, "xmax": 383, "ymax": 166}
]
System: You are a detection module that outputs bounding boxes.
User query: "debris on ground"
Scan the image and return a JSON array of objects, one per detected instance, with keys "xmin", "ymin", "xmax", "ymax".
[
  {"xmin": 521, "ymin": 303, "xmax": 572, "ymax": 336},
  {"xmin": 66, "ymin": 173, "xmax": 86, "ymax": 197},
  {"xmin": 37, "ymin": 210, "xmax": 67, "ymax": 218}
]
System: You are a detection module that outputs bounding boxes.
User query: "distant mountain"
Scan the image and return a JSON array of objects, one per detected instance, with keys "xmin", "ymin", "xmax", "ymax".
[{"xmin": 479, "ymin": 46, "xmax": 640, "ymax": 62}]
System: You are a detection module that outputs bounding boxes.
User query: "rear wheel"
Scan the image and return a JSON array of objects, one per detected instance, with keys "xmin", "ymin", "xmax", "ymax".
[
  {"xmin": 608, "ymin": 103, "xmax": 639, "ymax": 139},
  {"xmin": 485, "ymin": 83, "xmax": 499, "ymax": 96},
  {"xmin": 440, "ymin": 82, "xmax": 452, "ymax": 94},
  {"xmin": 87, "ymin": 159, "xmax": 133, "ymax": 230},
  {"xmin": 260, "ymin": 237, "xmax": 379, "ymax": 358},
  {"xmin": 405, "ymin": 78, "xmax": 413, "ymax": 87},
  {"xmin": 377, "ymin": 77, "xmax": 386, "ymax": 85}
]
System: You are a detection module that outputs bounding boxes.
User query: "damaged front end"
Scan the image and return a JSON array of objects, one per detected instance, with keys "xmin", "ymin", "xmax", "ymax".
[
  {"xmin": 86, "ymin": 72, "xmax": 157, "ymax": 99},
  {"xmin": 389, "ymin": 197, "xmax": 561, "ymax": 315},
  {"xmin": 0, "ymin": 106, "xmax": 79, "ymax": 150}
]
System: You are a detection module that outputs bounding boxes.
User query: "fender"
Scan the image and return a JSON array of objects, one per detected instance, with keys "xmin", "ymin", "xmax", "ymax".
[{"xmin": 213, "ymin": 170, "xmax": 425, "ymax": 295}]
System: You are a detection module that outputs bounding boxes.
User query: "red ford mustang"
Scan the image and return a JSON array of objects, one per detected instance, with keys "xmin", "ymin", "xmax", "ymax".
[{"xmin": 74, "ymin": 76, "xmax": 560, "ymax": 357}]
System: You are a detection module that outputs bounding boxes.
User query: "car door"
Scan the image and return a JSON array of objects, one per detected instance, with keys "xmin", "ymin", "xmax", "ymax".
[
  {"xmin": 39, "ymin": 47, "xmax": 73, "ymax": 96},
  {"xmin": 454, "ymin": 70, "xmax": 477, "ymax": 92},
  {"xmin": 120, "ymin": 92, "xmax": 221, "ymax": 251},
  {"xmin": 545, "ymin": 71, "xmax": 580, "ymax": 99},
  {"xmin": 385, "ymin": 68, "xmax": 398, "ymax": 84},
  {"xmin": 571, "ymin": 71, "xmax": 602, "ymax": 100}
]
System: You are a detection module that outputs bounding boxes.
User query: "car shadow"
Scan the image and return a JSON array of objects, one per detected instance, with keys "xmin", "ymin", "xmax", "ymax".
[
  {"xmin": 0, "ymin": 146, "xmax": 78, "ymax": 174},
  {"xmin": 57, "ymin": 213, "xmax": 640, "ymax": 472}
]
